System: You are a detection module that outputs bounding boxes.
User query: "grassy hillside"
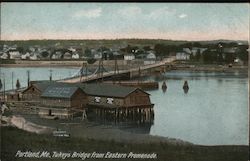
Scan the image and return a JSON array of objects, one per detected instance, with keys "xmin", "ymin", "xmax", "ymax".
[{"xmin": 1, "ymin": 127, "xmax": 248, "ymax": 161}]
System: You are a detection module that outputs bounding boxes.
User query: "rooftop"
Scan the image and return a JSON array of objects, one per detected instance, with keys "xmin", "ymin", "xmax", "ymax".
[
  {"xmin": 41, "ymin": 86, "xmax": 80, "ymax": 99},
  {"xmin": 27, "ymin": 81, "xmax": 147, "ymax": 98}
]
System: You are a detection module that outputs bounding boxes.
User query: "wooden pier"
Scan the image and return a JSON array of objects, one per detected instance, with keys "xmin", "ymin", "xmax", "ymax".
[{"xmin": 87, "ymin": 105, "xmax": 154, "ymax": 124}]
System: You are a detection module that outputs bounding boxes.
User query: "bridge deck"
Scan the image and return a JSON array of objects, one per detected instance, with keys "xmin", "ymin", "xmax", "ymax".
[{"xmin": 60, "ymin": 57, "xmax": 176, "ymax": 83}]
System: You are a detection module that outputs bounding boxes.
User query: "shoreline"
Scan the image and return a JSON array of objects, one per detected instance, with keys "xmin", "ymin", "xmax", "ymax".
[{"xmin": 1, "ymin": 112, "xmax": 192, "ymax": 146}]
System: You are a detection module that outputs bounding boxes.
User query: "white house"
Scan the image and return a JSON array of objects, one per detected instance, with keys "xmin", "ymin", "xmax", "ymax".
[
  {"xmin": 144, "ymin": 52, "xmax": 156, "ymax": 65},
  {"xmin": 94, "ymin": 52, "xmax": 102, "ymax": 59},
  {"xmin": 146, "ymin": 52, "xmax": 156, "ymax": 59},
  {"xmin": 0, "ymin": 53, "xmax": 8, "ymax": 59},
  {"xmin": 29, "ymin": 53, "xmax": 38, "ymax": 60},
  {"xmin": 124, "ymin": 53, "xmax": 135, "ymax": 60},
  {"xmin": 176, "ymin": 52, "xmax": 190, "ymax": 60},
  {"xmin": 72, "ymin": 53, "xmax": 80, "ymax": 59},
  {"xmin": 9, "ymin": 50, "xmax": 21, "ymax": 59},
  {"xmin": 183, "ymin": 48, "xmax": 192, "ymax": 54},
  {"xmin": 21, "ymin": 52, "xmax": 30, "ymax": 60}
]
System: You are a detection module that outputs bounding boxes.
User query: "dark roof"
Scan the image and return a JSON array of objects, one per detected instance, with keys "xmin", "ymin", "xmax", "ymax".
[
  {"xmin": 33, "ymin": 81, "xmax": 57, "ymax": 92},
  {"xmin": 79, "ymin": 83, "xmax": 140, "ymax": 98},
  {"xmin": 41, "ymin": 86, "xmax": 80, "ymax": 99},
  {"xmin": 22, "ymin": 81, "xmax": 56, "ymax": 93},
  {"xmin": 30, "ymin": 81, "xmax": 149, "ymax": 98}
]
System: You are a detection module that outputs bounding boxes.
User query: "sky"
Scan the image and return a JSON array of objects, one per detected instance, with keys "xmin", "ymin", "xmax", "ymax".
[{"xmin": 1, "ymin": 3, "xmax": 249, "ymax": 41}]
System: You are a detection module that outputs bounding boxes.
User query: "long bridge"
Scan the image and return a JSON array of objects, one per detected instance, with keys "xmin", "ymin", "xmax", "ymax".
[{"xmin": 60, "ymin": 57, "xmax": 176, "ymax": 83}]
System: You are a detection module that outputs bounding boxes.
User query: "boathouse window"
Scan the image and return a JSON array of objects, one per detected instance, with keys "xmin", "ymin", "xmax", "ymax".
[
  {"xmin": 94, "ymin": 97, "xmax": 101, "ymax": 103},
  {"xmin": 107, "ymin": 98, "xmax": 114, "ymax": 104},
  {"xmin": 32, "ymin": 88, "xmax": 35, "ymax": 91}
]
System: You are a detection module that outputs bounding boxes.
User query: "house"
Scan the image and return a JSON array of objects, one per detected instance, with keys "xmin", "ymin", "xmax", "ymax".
[
  {"xmin": 72, "ymin": 53, "xmax": 80, "ymax": 59},
  {"xmin": 82, "ymin": 83, "xmax": 152, "ymax": 109},
  {"xmin": 144, "ymin": 52, "xmax": 156, "ymax": 65},
  {"xmin": 176, "ymin": 52, "xmax": 190, "ymax": 60},
  {"xmin": 39, "ymin": 85, "xmax": 88, "ymax": 119},
  {"xmin": 94, "ymin": 52, "xmax": 102, "ymax": 59},
  {"xmin": 9, "ymin": 50, "xmax": 21, "ymax": 59},
  {"xmin": 0, "ymin": 53, "xmax": 9, "ymax": 59},
  {"xmin": 21, "ymin": 52, "xmax": 30, "ymax": 60},
  {"xmin": 63, "ymin": 52, "xmax": 72, "ymax": 59},
  {"xmin": 102, "ymin": 51, "xmax": 113, "ymax": 60},
  {"xmin": 51, "ymin": 51, "xmax": 63, "ymax": 59},
  {"xmin": 124, "ymin": 53, "xmax": 135, "ymax": 60},
  {"xmin": 22, "ymin": 81, "xmax": 56, "ymax": 101},
  {"xmin": 7, "ymin": 92, "xmax": 21, "ymax": 102},
  {"xmin": 29, "ymin": 53, "xmax": 38, "ymax": 60}
]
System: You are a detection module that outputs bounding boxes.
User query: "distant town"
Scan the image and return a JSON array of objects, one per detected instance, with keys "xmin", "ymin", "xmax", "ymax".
[{"xmin": 0, "ymin": 39, "xmax": 248, "ymax": 65}]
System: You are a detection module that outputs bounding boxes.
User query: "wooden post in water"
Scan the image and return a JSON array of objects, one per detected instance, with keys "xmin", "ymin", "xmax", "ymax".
[{"xmin": 27, "ymin": 70, "xmax": 30, "ymax": 86}]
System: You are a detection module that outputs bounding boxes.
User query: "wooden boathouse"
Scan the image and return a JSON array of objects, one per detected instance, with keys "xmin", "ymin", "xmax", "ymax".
[
  {"xmin": 21, "ymin": 81, "xmax": 154, "ymax": 121},
  {"xmin": 81, "ymin": 83, "xmax": 154, "ymax": 123},
  {"xmin": 39, "ymin": 85, "xmax": 88, "ymax": 119}
]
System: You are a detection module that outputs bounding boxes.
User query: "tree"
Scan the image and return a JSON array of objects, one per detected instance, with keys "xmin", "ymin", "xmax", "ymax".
[
  {"xmin": 195, "ymin": 49, "xmax": 201, "ymax": 61},
  {"xmin": 224, "ymin": 53, "xmax": 236, "ymax": 64},
  {"xmin": 203, "ymin": 50, "xmax": 217, "ymax": 63},
  {"xmin": 193, "ymin": 42, "xmax": 202, "ymax": 47},
  {"xmin": 40, "ymin": 51, "xmax": 49, "ymax": 58},
  {"xmin": 143, "ymin": 46, "xmax": 151, "ymax": 51},
  {"xmin": 17, "ymin": 47, "xmax": 24, "ymax": 53},
  {"xmin": 84, "ymin": 48, "xmax": 92, "ymax": 57},
  {"xmin": 87, "ymin": 58, "xmax": 96, "ymax": 64},
  {"xmin": 237, "ymin": 45, "xmax": 249, "ymax": 63}
]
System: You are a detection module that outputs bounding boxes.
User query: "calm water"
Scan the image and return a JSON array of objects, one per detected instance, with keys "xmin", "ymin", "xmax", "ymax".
[
  {"xmin": 147, "ymin": 71, "xmax": 248, "ymax": 145},
  {"xmin": 1, "ymin": 67, "xmax": 248, "ymax": 145},
  {"xmin": 0, "ymin": 67, "xmax": 79, "ymax": 90}
]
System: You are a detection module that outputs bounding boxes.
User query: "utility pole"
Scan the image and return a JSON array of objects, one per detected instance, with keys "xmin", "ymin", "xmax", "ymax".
[
  {"xmin": 12, "ymin": 72, "xmax": 14, "ymax": 90},
  {"xmin": 3, "ymin": 75, "xmax": 5, "ymax": 102},
  {"xmin": 49, "ymin": 69, "xmax": 52, "ymax": 81},
  {"xmin": 99, "ymin": 59, "xmax": 104, "ymax": 82},
  {"xmin": 80, "ymin": 63, "xmax": 87, "ymax": 82},
  {"xmin": 114, "ymin": 57, "xmax": 119, "ymax": 75},
  {"xmin": 27, "ymin": 70, "xmax": 30, "ymax": 86},
  {"xmin": 85, "ymin": 63, "xmax": 88, "ymax": 79}
]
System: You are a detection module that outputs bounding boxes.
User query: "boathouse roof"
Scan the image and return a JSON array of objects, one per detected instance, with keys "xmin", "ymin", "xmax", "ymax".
[
  {"xmin": 41, "ymin": 86, "xmax": 80, "ymax": 99},
  {"xmin": 79, "ymin": 83, "xmax": 146, "ymax": 98},
  {"xmin": 26, "ymin": 81, "xmax": 149, "ymax": 98}
]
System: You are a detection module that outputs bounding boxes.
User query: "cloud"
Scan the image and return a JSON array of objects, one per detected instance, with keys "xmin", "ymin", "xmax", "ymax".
[
  {"xmin": 148, "ymin": 7, "xmax": 176, "ymax": 19},
  {"xmin": 179, "ymin": 14, "xmax": 187, "ymax": 19},
  {"xmin": 117, "ymin": 6, "xmax": 142, "ymax": 17},
  {"xmin": 72, "ymin": 8, "xmax": 102, "ymax": 19}
]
